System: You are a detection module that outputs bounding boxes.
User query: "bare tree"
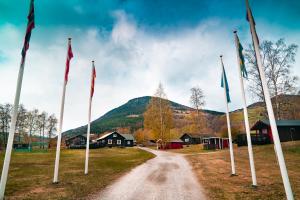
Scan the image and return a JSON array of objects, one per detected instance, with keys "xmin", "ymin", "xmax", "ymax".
[
  {"xmin": 37, "ymin": 112, "xmax": 47, "ymax": 149},
  {"xmin": 46, "ymin": 114, "xmax": 57, "ymax": 148},
  {"xmin": 16, "ymin": 104, "xmax": 27, "ymax": 143},
  {"xmin": 190, "ymin": 87, "xmax": 205, "ymax": 131},
  {"xmin": 245, "ymin": 38, "xmax": 299, "ymax": 119},
  {"xmin": 26, "ymin": 109, "xmax": 39, "ymax": 150},
  {"xmin": 0, "ymin": 104, "xmax": 12, "ymax": 147}
]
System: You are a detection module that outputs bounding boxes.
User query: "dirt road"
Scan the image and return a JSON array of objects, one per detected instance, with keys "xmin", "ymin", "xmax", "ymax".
[{"xmin": 95, "ymin": 147, "xmax": 206, "ymax": 200}]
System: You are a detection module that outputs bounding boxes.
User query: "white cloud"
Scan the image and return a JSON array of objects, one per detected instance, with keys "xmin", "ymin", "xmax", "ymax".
[{"xmin": 0, "ymin": 11, "xmax": 299, "ymax": 132}]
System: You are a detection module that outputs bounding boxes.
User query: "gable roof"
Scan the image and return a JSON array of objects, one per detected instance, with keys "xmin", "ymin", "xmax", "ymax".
[
  {"xmin": 97, "ymin": 131, "xmax": 121, "ymax": 140},
  {"xmin": 65, "ymin": 134, "xmax": 86, "ymax": 142},
  {"xmin": 262, "ymin": 120, "xmax": 300, "ymax": 126},
  {"xmin": 121, "ymin": 134, "xmax": 134, "ymax": 140},
  {"xmin": 251, "ymin": 120, "xmax": 300, "ymax": 130},
  {"xmin": 181, "ymin": 133, "xmax": 211, "ymax": 139}
]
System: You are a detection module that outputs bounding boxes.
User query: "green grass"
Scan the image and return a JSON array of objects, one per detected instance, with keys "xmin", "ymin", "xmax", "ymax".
[{"xmin": 0, "ymin": 147, "xmax": 155, "ymax": 200}]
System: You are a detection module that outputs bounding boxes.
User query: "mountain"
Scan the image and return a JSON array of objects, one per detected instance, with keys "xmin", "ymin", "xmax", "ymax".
[{"xmin": 63, "ymin": 96, "xmax": 224, "ymax": 138}]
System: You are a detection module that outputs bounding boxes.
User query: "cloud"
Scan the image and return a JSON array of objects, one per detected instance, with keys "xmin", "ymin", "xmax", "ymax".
[{"xmin": 0, "ymin": 10, "xmax": 299, "ymax": 133}]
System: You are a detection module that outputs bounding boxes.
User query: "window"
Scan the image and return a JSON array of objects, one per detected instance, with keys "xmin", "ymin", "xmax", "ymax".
[
  {"xmin": 185, "ymin": 138, "xmax": 189, "ymax": 142},
  {"xmin": 102, "ymin": 140, "xmax": 105, "ymax": 143},
  {"xmin": 108, "ymin": 139, "xmax": 112, "ymax": 144},
  {"xmin": 113, "ymin": 134, "xmax": 117, "ymax": 137},
  {"xmin": 262, "ymin": 129, "xmax": 268, "ymax": 134},
  {"xmin": 127, "ymin": 141, "xmax": 131, "ymax": 145},
  {"xmin": 117, "ymin": 140, "xmax": 121, "ymax": 145}
]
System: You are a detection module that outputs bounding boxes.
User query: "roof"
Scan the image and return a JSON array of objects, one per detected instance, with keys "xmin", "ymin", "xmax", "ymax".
[
  {"xmin": 96, "ymin": 131, "xmax": 135, "ymax": 141},
  {"xmin": 181, "ymin": 133, "xmax": 213, "ymax": 138},
  {"xmin": 181, "ymin": 133, "xmax": 202, "ymax": 138},
  {"xmin": 66, "ymin": 134, "xmax": 86, "ymax": 141},
  {"xmin": 251, "ymin": 120, "xmax": 300, "ymax": 130},
  {"xmin": 169, "ymin": 139, "xmax": 183, "ymax": 143},
  {"xmin": 121, "ymin": 134, "xmax": 135, "ymax": 140},
  {"xmin": 262, "ymin": 120, "xmax": 300, "ymax": 126},
  {"xmin": 97, "ymin": 131, "xmax": 119, "ymax": 140}
]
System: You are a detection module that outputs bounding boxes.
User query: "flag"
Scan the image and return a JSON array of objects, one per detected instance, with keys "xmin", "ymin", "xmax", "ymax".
[
  {"xmin": 236, "ymin": 35, "xmax": 248, "ymax": 78},
  {"xmin": 221, "ymin": 65, "xmax": 231, "ymax": 103},
  {"xmin": 64, "ymin": 41, "xmax": 73, "ymax": 83},
  {"xmin": 21, "ymin": 0, "xmax": 35, "ymax": 64},
  {"xmin": 90, "ymin": 63, "xmax": 96, "ymax": 98},
  {"xmin": 246, "ymin": 0, "xmax": 259, "ymax": 44}
]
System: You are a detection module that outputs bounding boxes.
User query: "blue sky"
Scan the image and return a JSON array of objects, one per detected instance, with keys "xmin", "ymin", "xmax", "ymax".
[{"xmin": 0, "ymin": 0, "xmax": 299, "ymax": 131}]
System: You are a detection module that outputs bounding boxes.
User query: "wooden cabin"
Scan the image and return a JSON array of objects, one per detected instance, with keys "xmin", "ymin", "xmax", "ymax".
[
  {"xmin": 180, "ymin": 133, "xmax": 210, "ymax": 144},
  {"xmin": 96, "ymin": 131, "xmax": 134, "ymax": 147},
  {"xmin": 166, "ymin": 139, "xmax": 183, "ymax": 149},
  {"xmin": 251, "ymin": 120, "xmax": 300, "ymax": 143},
  {"xmin": 65, "ymin": 135, "xmax": 87, "ymax": 149},
  {"xmin": 202, "ymin": 137, "xmax": 229, "ymax": 150}
]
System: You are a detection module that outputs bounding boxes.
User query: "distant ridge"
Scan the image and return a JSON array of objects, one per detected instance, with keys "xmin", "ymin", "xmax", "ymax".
[{"xmin": 63, "ymin": 96, "xmax": 224, "ymax": 138}]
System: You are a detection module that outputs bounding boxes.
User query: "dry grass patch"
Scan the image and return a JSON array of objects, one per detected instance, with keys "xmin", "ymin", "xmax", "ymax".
[
  {"xmin": 0, "ymin": 147, "xmax": 154, "ymax": 200},
  {"xmin": 187, "ymin": 141, "xmax": 300, "ymax": 200}
]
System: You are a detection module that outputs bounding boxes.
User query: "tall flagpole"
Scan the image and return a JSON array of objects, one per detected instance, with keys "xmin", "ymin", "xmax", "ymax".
[
  {"xmin": 0, "ymin": 60, "xmax": 26, "ymax": 199},
  {"xmin": 53, "ymin": 38, "xmax": 72, "ymax": 183},
  {"xmin": 246, "ymin": 0, "xmax": 293, "ymax": 199},
  {"xmin": 234, "ymin": 31, "xmax": 257, "ymax": 186},
  {"xmin": 220, "ymin": 55, "xmax": 236, "ymax": 175},
  {"xmin": 0, "ymin": 0, "xmax": 35, "ymax": 198},
  {"xmin": 85, "ymin": 61, "xmax": 95, "ymax": 175}
]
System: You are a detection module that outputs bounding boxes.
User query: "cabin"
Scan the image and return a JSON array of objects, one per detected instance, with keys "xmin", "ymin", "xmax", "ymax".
[
  {"xmin": 96, "ymin": 131, "xmax": 134, "ymax": 147},
  {"xmin": 65, "ymin": 134, "xmax": 99, "ymax": 149},
  {"xmin": 65, "ymin": 135, "xmax": 87, "ymax": 149},
  {"xmin": 180, "ymin": 133, "xmax": 203, "ymax": 144},
  {"xmin": 166, "ymin": 139, "xmax": 183, "ymax": 149},
  {"xmin": 202, "ymin": 137, "xmax": 229, "ymax": 150},
  {"xmin": 251, "ymin": 120, "xmax": 300, "ymax": 143}
]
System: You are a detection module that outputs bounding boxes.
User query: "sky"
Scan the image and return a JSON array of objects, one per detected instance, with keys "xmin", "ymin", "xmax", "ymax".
[{"xmin": 0, "ymin": 0, "xmax": 299, "ymax": 132}]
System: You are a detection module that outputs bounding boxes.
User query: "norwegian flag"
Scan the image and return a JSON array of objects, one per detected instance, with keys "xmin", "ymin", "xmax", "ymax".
[
  {"xmin": 21, "ymin": 0, "xmax": 35, "ymax": 64},
  {"xmin": 90, "ymin": 62, "xmax": 96, "ymax": 98},
  {"xmin": 64, "ymin": 39, "xmax": 74, "ymax": 83}
]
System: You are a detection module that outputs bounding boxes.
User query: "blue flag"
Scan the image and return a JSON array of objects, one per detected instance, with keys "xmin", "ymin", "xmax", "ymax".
[{"xmin": 221, "ymin": 65, "xmax": 231, "ymax": 103}]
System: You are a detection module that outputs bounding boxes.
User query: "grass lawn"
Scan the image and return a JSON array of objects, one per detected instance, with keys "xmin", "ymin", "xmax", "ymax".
[
  {"xmin": 0, "ymin": 147, "xmax": 155, "ymax": 200},
  {"xmin": 187, "ymin": 141, "xmax": 300, "ymax": 200}
]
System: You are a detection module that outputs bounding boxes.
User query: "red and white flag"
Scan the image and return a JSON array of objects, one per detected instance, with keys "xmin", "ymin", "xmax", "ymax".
[
  {"xmin": 64, "ymin": 39, "xmax": 73, "ymax": 83},
  {"xmin": 90, "ymin": 62, "xmax": 96, "ymax": 98}
]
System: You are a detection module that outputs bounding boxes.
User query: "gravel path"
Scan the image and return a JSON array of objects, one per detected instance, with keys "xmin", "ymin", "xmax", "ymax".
[{"xmin": 95, "ymin": 147, "xmax": 206, "ymax": 200}]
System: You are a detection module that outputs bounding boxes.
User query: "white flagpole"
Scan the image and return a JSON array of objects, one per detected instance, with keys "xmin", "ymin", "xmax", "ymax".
[
  {"xmin": 246, "ymin": 0, "xmax": 293, "ymax": 198},
  {"xmin": 0, "ymin": 59, "xmax": 26, "ymax": 199},
  {"xmin": 234, "ymin": 31, "xmax": 257, "ymax": 186},
  {"xmin": 220, "ymin": 55, "xmax": 236, "ymax": 175},
  {"xmin": 85, "ymin": 61, "xmax": 94, "ymax": 175},
  {"xmin": 53, "ymin": 38, "xmax": 71, "ymax": 183}
]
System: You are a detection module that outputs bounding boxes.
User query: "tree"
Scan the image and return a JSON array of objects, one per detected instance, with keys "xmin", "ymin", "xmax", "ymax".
[
  {"xmin": 16, "ymin": 104, "xmax": 27, "ymax": 143},
  {"xmin": 26, "ymin": 109, "xmax": 39, "ymax": 150},
  {"xmin": 0, "ymin": 104, "xmax": 12, "ymax": 147},
  {"xmin": 190, "ymin": 87, "xmax": 205, "ymax": 131},
  {"xmin": 245, "ymin": 38, "xmax": 299, "ymax": 119},
  {"xmin": 144, "ymin": 83, "xmax": 173, "ymax": 147},
  {"xmin": 37, "ymin": 112, "xmax": 47, "ymax": 149},
  {"xmin": 46, "ymin": 114, "xmax": 57, "ymax": 148}
]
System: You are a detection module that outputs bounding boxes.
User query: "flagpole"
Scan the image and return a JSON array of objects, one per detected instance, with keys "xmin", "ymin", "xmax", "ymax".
[
  {"xmin": 233, "ymin": 31, "xmax": 257, "ymax": 186},
  {"xmin": 85, "ymin": 61, "xmax": 94, "ymax": 175},
  {"xmin": 246, "ymin": 0, "xmax": 293, "ymax": 198},
  {"xmin": 220, "ymin": 55, "xmax": 236, "ymax": 175},
  {"xmin": 0, "ymin": 58, "xmax": 26, "ymax": 199},
  {"xmin": 53, "ymin": 38, "xmax": 71, "ymax": 183}
]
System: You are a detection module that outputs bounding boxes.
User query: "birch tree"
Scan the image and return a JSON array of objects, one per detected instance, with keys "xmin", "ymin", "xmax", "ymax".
[
  {"xmin": 190, "ymin": 87, "xmax": 205, "ymax": 131},
  {"xmin": 245, "ymin": 38, "xmax": 299, "ymax": 119},
  {"xmin": 144, "ymin": 83, "xmax": 173, "ymax": 147}
]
